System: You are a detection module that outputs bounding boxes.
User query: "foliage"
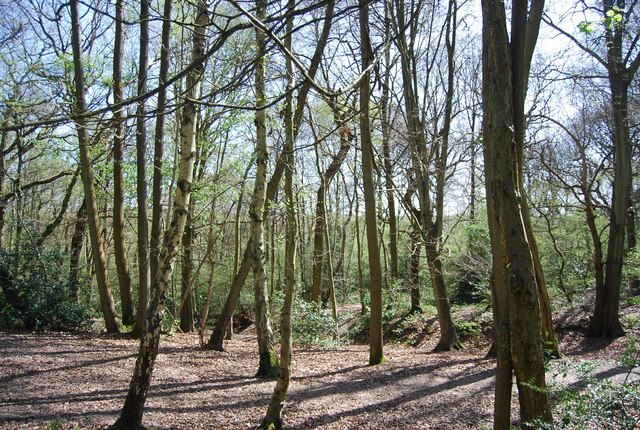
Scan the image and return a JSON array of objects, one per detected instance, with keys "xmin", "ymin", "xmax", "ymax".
[
  {"xmin": 0, "ymin": 237, "xmax": 90, "ymax": 331},
  {"xmin": 454, "ymin": 320, "xmax": 481, "ymax": 338},
  {"xmin": 449, "ymin": 222, "xmax": 492, "ymax": 305},
  {"xmin": 291, "ymin": 299, "xmax": 339, "ymax": 348},
  {"xmin": 535, "ymin": 342, "xmax": 640, "ymax": 429}
]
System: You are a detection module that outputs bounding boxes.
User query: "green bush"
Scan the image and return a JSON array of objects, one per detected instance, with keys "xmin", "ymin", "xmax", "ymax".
[
  {"xmin": 450, "ymin": 222, "xmax": 491, "ymax": 304},
  {"xmin": 0, "ymin": 244, "xmax": 90, "ymax": 331},
  {"xmin": 291, "ymin": 300, "xmax": 338, "ymax": 347}
]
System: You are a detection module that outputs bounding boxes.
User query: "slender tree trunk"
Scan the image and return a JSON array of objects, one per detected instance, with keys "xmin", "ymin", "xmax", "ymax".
[
  {"xmin": 38, "ymin": 168, "xmax": 80, "ymax": 247},
  {"xmin": 628, "ymin": 207, "xmax": 639, "ymax": 293},
  {"xmin": 133, "ymin": 0, "xmax": 151, "ymax": 338},
  {"xmin": 251, "ymin": 0, "xmax": 279, "ymax": 378},
  {"xmin": 150, "ymin": 0, "xmax": 173, "ymax": 286},
  {"xmin": 311, "ymin": 112, "xmax": 351, "ymax": 303},
  {"xmin": 354, "ymin": 166, "xmax": 366, "ymax": 315},
  {"xmin": 70, "ymin": 0, "xmax": 118, "ymax": 334},
  {"xmin": 0, "ymin": 127, "xmax": 6, "ymax": 250},
  {"xmin": 358, "ymin": 0, "xmax": 384, "ymax": 365},
  {"xmin": 112, "ymin": 1, "xmax": 207, "ymax": 427},
  {"xmin": 261, "ymin": 6, "xmax": 296, "ymax": 423},
  {"xmin": 112, "ymin": 0, "xmax": 135, "ymax": 326}
]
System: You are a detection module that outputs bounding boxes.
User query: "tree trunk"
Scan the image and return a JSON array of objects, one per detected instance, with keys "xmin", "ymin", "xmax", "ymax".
[
  {"xmin": 409, "ymin": 229, "xmax": 421, "ymax": 313},
  {"xmin": 261, "ymin": 7, "xmax": 297, "ymax": 423},
  {"xmin": 180, "ymin": 207, "xmax": 195, "ymax": 332},
  {"xmin": 112, "ymin": 1, "xmax": 207, "ymax": 427},
  {"xmin": 251, "ymin": 0, "xmax": 279, "ymax": 379},
  {"xmin": 112, "ymin": 0, "xmax": 135, "ymax": 326},
  {"xmin": 358, "ymin": 0, "xmax": 384, "ymax": 365},
  {"xmin": 150, "ymin": 0, "xmax": 173, "ymax": 287},
  {"xmin": 311, "ymin": 111, "xmax": 351, "ymax": 303},
  {"xmin": 628, "ymin": 207, "xmax": 639, "ymax": 294},
  {"xmin": 69, "ymin": 0, "xmax": 118, "ymax": 334},
  {"xmin": 481, "ymin": 0, "xmax": 552, "ymax": 426},
  {"xmin": 133, "ymin": 0, "xmax": 151, "ymax": 339}
]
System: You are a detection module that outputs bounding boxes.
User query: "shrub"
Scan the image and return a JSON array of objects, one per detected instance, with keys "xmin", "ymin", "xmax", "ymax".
[
  {"xmin": 0, "ymin": 244, "xmax": 90, "ymax": 331},
  {"xmin": 291, "ymin": 300, "xmax": 338, "ymax": 347}
]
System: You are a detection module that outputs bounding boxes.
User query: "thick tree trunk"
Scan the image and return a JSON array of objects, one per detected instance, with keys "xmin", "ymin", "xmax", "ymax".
[
  {"xmin": 590, "ymin": 0, "xmax": 630, "ymax": 338},
  {"xmin": 112, "ymin": 0, "xmax": 135, "ymax": 326},
  {"xmin": 112, "ymin": 1, "xmax": 207, "ymax": 427},
  {"xmin": 481, "ymin": 0, "xmax": 552, "ymax": 426},
  {"xmin": 358, "ymin": 0, "xmax": 384, "ymax": 365},
  {"xmin": 70, "ymin": 0, "xmax": 118, "ymax": 334}
]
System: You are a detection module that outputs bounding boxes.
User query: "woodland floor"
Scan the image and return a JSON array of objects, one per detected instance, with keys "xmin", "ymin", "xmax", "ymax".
[{"xmin": 0, "ymin": 306, "xmax": 638, "ymax": 430}]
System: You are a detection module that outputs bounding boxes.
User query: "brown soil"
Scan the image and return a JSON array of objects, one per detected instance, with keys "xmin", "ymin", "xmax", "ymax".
[{"xmin": 0, "ymin": 312, "xmax": 635, "ymax": 430}]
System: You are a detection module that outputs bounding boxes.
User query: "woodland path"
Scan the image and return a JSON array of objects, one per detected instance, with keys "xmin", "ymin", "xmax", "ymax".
[{"xmin": 0, "ymin": 326, "xmax": 635, "ymax": 430}]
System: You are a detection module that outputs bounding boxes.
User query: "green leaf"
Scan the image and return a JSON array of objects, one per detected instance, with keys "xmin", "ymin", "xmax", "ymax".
[{"xmin": 578, "ymin": 20, "xmax": 595, "ymax": 34}]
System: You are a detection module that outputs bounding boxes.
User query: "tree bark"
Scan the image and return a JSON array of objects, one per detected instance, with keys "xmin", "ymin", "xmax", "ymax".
[
  {"xmin": 251, "ymin": 0, "xmax": 279, "ymax": 379},
  {"xmin": 358, "ymin": 0, "xmax": 384, "ymax": 365},
  {"xmin": 112, "ymin": 0, "xmax": 135, "ymax": 326},
  {"xmin": 70, "ymin": 0, "xmax": 118, "ymax": 334},
  {"xmin": 179, "ymin": 207, "xmax": 195, "ymax": 332},
  {"xmin": 481, "ymin": 0, "xmax": 552, "ymax": 426},
  {"xmin": 150, "ymin": 0, "xmax": 173, "ymax": 287},
  {"xmin": 132, "ymin": 0, "xmax": 151, "ymax": 339}
]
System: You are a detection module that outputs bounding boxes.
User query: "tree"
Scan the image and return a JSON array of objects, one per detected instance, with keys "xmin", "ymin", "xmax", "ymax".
[
  {"xmin": 112, "ymin": 0, "xmax": 135, "ymax": 327},
  {"xmin": 69, "ymin": 0, "xmax": 118, "ymax": 334},
  {"xmin": 261, "ymin": 2, "xmax": 297, "ymax": 424},
  {"xmin": 545, "ymin": 0, "xmax": 640, "ymax": 338},
  {"xmin": 250, "ymin": 0, "xmax": 279, "ymax": 378},
  {"xmin": 132, "ymin": 0, "xmax": 151, "ymax": 338},
  {"xmin": 358, "ymin": 0, "xmax": 384, "ymax": 365},
  {"xmin": 481, "ymin": 0, "xmax": 552, "ymax": 426}
]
